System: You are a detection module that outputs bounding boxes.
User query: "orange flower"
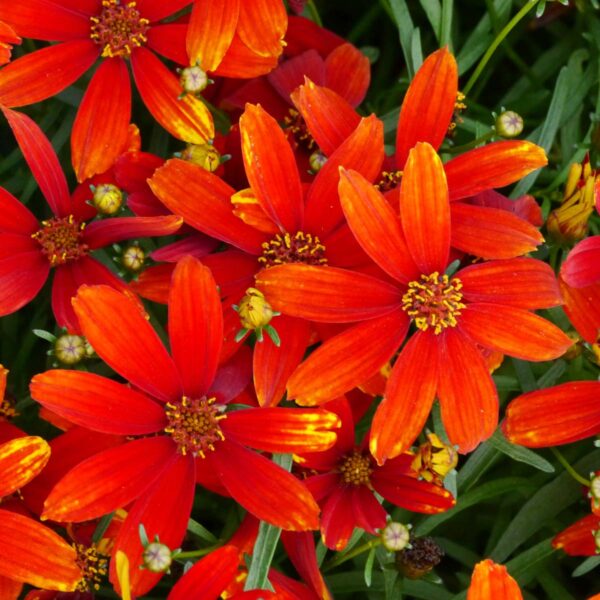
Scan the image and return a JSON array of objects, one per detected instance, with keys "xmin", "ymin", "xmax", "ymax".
[
  {"xmin": 257, "ymin": 143, "xmax": 570, "ymax": 462},
  {"xmin": 467, "ymin": 560, "xmax": 523, "ymax": 599}
]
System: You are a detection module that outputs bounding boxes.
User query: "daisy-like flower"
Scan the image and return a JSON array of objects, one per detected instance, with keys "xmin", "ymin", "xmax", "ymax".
[
  {"xmin": 0, "ymin": 0, "xmax": 214, "ymax": 181},
  {"xmin": 467, "ymin": 560, "xmax": 523, "ymax": 600},
  {"xmin": 0, "ymin": 109, "xmax": 181, "ymax": 332},
  {"xmin": 257, "ymin": 142, "xmax": 571, "ymax": 462},
  {"xmin": 30, "ymin": 256, "xmax": 340, "ymax": 596}
]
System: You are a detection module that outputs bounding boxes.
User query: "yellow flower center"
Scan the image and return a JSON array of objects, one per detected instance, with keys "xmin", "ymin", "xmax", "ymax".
[
  {"xmin": 0, "ymin": 395, "xmax": 16, "ymax": 420},
  {"xmin": 375, "ymin": 170, "xmax": 403, "ymax": 192},
  {"xmin": 90, "ymin": 0, "xmax": 149, "ymax": 58},
  {"xmin": 259, "ymin": 231, "xmax": 327, "ymax": 268},
  {"xmin": 402, "ymin": 272, "xmax": 465, "ymax": 335},
  {"xmin": 32, "ymin": 215, "xmax": 88, "ymax": 267},
  {"xmin": 75, "ymin": 544, "xmax": 108, "ymax": 592},
  {"xmin": 164, "ymin": 396, "xmax": 226, "ymax": 457},
  {"xmin": 339, "ymin": 451, "xmax": 373, "ymax": 486},
  {"xmin": 284, "ymin": 108, "xmax": 316, "ymax": 151}
]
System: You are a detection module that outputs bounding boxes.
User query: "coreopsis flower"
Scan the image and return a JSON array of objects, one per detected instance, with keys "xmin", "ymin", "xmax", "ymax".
[
  {"xmin": 30, "ymin": 256, "xmax": 340, "ymax": 596},
  {"xmin": 0, "ymin": 0, "xmax": 214, "ymax": 181},
  {"xmin": 295, "ymin": 397, "xmax": 455, "ymax": 549},
  {"xmin": 467, "ymin": 560, "xmax": 523, "ymax": 599},
  {"xmin": 0, "ymin": 20, "xmax": 19, "ymax": 64},
  {"xmin": 0, "ymin": 109, "xmax": 181, "ymax": 332},
  {"xmin": 258, "ymin": 143, "xmax": 571, "ymax": 462},
  {"xmin": 412, "ymin": 433, "xmax": 458, "ymax": 486}
]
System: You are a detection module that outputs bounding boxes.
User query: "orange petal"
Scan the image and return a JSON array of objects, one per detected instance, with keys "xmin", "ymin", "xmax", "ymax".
[
  {"xmin": 42, "ymin": 437, "xmax": 175, "ymax": 522},
  {"xmin": 438, "ymin": 328, "xmax": 498, "ymax": 453},
  {"xmin": 169, "ymin": 257, "xmax": 223, "ymax": 398},
  {"xmin": 0, "ymin": 575, "xmax": 21, "ymax": 600},
  {"xmin": 503, "ymin": 381, "xmax": 600, "ymax": 447},
  {"xmin": 450, "ymin": 202, "xmax": 543, "ymax": 259},
  {"xmin": 324, "ymin": 43, "xmax": 370, "ymax": 107},
  {"xmin": 240, "ymin": 103, "xmax": 303, "ymax": 232},
  {"xmin": 0, "ymin": 510, "xmax": 80, "ymax": 591},
  {"xmin": 232, "ymin": 188, "xmax": 279, "ymax": 234},
  {"xmin": 186, "ymin": 0, "xmax": 239, "ymax": 71},
  {"xmin": 287, "ymin": 309, "xmax": 409, "ymax": 406},
  {"xmin": 459, "ymin": 258, "xmax": 562, "ymax": 310},
  {"xmin": 73, "ymin": 285, "xmax": 182, "ymax": 402},
  {"xmin": 339, "ymin": 168, "xmax": 420, "ymax": 284},
  {"xmin": 552, "ymin": 513, "xmax": 600, "ymax": 556},
  {"xmin": 71, "ymin": 57, "xmax": 131, "ymax": 182},
  {"xmin": 0, "ymin": 436, "xmax": 50, "ymax": 497},
  {"xmin": 0, "ymin": 40, "xmax": 98, "ymax": 107},
  {"xmin": 400, "ymin": 142, "xmax": 450, "ymax": 274},
  {"xmin": 396, "ymin": 48, "xmax": 458, "ymax": 168},
  {"xmin": 560, "ymin": 276, "xmax": 600, "ymax": 343},
  {"xmin": 445, "ymin": 141, "xmax": 548, "ymax": 200},
  {"xmin": 291, "ymin": 79, "xmax": 361, "ymax": 155},
  {"xmin": 131, "ymin": 46, "xmax": 214, "ymax": 144},
  {"xmin": 257, "ymin": 264, "xmax": 402, "ymax": 322},
  {"xmin": 212, "ymin": 32, "xmax": 279, "ymax": 78},
  {"xmin": 467, "ymin": 560, "xmax": 523, "ymax": 600},
  {"xmin": 459, "ymin": 303, "xmax": 572, "ymax": 361},
  {"xmin": 136, "ymin": 0, "xmax": 193, "ymax": 21},
  {"xmin": 237, "ymin": 0, "xmax": 287, "ymax": 59},
  {"xmin": 370, "ymin": 331, "xmax": 439, "ymax": 464}
]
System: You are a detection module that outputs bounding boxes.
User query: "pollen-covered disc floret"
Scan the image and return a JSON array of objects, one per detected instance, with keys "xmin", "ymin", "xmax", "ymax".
[
  {"xmin": 284, "ymin": 108, "xmax": 316, "ymax": 151},
  {"xmin": 32, "ymin": 216, "xmax": 88, "ymax": 267},
  {"xmin": 74, "ymin": 544, "xmax": 108, "ymax": 592},
  {"xmin": 259, "ymin": 231, "xmax": 327, "ymax": 268},
  {"xmin": 339, "ymin": 451, "xmax": 373, "ymax": 486},
  {"xmin": 164, "ymin": 396, "xmax": 226, "ymax": 457},
  {"xmin": 90, "ymin": 0, "xmax": 149, "ymax": 58},
  {"xmin": 375, "ymin": 170, "xmax": 403, "ymax": 192},
  {"xmin": 402, "ymin": 272, "xmax": 466, "ymax": 335}
]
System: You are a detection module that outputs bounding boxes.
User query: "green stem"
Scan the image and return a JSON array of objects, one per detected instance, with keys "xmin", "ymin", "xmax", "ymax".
[
  {"xmin": 175, "ymin": 545, "xmax": 220, "ymax": 560},
  {"xmin": 551, "ymin": 448, "xmax": 591, "ymax": 487},
  {"xmin": 445, "ymin": 129, "xmax": 496, "ymax": 154},
  {"xmin": 324, "ymin": 538, "xmax": 382, "ymax": 571},
  {"xmin": 462, "ymin": 0, "xmax": 541, "ymax": 96},
  {"xmin": 306, "ymin": 0, "xmax": 323, "ymax": 26}
]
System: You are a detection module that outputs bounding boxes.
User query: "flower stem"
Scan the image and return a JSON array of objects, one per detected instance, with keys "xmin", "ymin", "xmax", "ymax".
[
  {"xmin": 445, "ymin": 129, "xmax": 496, "ymax": 154},
  {"xmin": 175, "ymin": 545, "xmax": 220, "ymax": 560},
  {"xmin": 462, "ymin": 0, "xmax": 541, "ymax": 97},
  {"xmin": 324, "ymin": 538, "xmax": 382, "ymax": 571},
  {"xmin": 551, "ymin": 447, "xmax": 591, "ymax": 487}
]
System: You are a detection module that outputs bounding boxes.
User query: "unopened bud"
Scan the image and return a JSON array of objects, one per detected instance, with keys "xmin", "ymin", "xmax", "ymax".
[
  {"xmin": 92, "ymin": 183, "xmax": 123, "ymax": 215},
  {"xmin": 495, "ymin": 111, "xmax": 524, "ymax": 138},
  {"xmin": 237, "ymin": 288, "xmax": 274, "ymax": 331},
  {"xmin": 142, "ymin": 542, "xmax": 173, "ymax": 573},
  {"xmin": 396, "ymin": 536, "xmax": 444, "ymax": 579},
  {"xmin": 55, "ymin": 335, "xmax": 87, "ymax": 365},
  {"xmin": 595, "ymin": 528, "xmax": 600, "ymax": 553},
  {"xmin": 181, "ymin": 143, "xmax": 220, "ymax": 172},
  {"xmin": 122, "ymin": 245, "xmax": 145, "ymax": 272},
  {"xmin": 381, "ymin": 522, "xmax": 411, "ymax": 552},
  {"xmin": 180, "ymin": 65, "xmax": 208, "ymax": 94},
  {"xmin": 590, "ymin": 474, "xmax": 600, "ymax": 509},
  {"xmin": 309, "ymin": 150, "xmax": 327, "ymax": 172}
]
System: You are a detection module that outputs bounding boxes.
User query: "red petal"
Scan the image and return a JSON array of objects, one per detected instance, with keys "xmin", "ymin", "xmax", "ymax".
[
  {"xmin": 560, "ymin": 276, "xmax": 600, "ymax": 343},
  {"xmin": 3, "ymin": 108, "xmax": 71, "ymax": 217},
  {"xmin": 146, "ymin": 24, "xmax": 188, "ymax": 65},
  {"xmin": 459, "ymin": 258, "xmax": 562, "ymax": 309},
  {"xmin": 285, "ymin": 15, "xmax": 344, "ymax": 57},
  {"xmin": 209, "ymin": 439, "xmax": 320, "ymax": 530},
  {"xmin": 213, "ymin": 33, "xmax": 279, "ymax": 78},
  {"xmin": 0, "ymin": 187, "xmax": 38, "ymax": 234},
  {"xmin": 319, "ymin": 484, "xmax": 356, "ymax": 550},
  {"xmin": 257, "ymin": 264, "xmax": 402, "ymax": 322},
  {"xmin": 552, "ymin": 514, "xmax": 600, "ymax": 556},
  {"xmin": 459, "ymin": 303, "xmax": 572, "ymax": 361},
  {"xmin": 324, "ymin": 43, "xmax": 370, "ymax": 106},
  {"xmin": 287, "ymin": 309, "xmax": 409, "ymax": 405},
  {"xmin": 240, "ymin": 103, "xmax": 303, "ymax": 232},
  {"xmin": 267, "ymin": 49, "xmax": 325, "ymax": 100},
  {"xmin": 504, "ymin": 381, "xmax": 600, "ymax": 447},
  {"xmin": 396, "ymin": 48, "xmax": 457, "ymax": 168},
  {"xmin": 30, "ymin": 370, "xmax": 166, "ymax": 435},
  {"xmin": 0, "ymin": 576, "xmax": 21, "ymax": 600},
  {"xmin": 467, "ymin": 560, "xmax": 523, "ymax": 600},
  {"xmin": 71, "ymin": 57, "xmax": 131, "ymax": 182},
  {"xmin": 0, "ymin": 40, "xmax": 97, "ymax": 107},
  {"xmin": 0, "ymin": 436, "xmax": 50, "ymax": 497},
  {"xmin": 445, "ymin": 141, "xmax": 548, "ymax": 200},
  {"xmin": 186, "ymin": 0, "xmax": 239, "ymax": 71},
  {"xmin": 351, "ymin": 485, "xmax": 387, "ymax": 534},
  {"xmin": 236, "ymin": 0, "xmax": 287, "ymax": 59},
  {"xmin": 73, "ymin": 285, "xmax": 182, "ymax": 402},
  {"xmin": 169, "ymin": 256, "xmax": 222, "ymax": 398},
  {"xmin": 400, "ymin": 142, "xmax": 450, "ymax": 274},
  {"xmin": 151, "ymin": 233, "xmax": 219, "ymax": 262},
  {"xmin": 338, "ymin": 168, "xmax": 420, "ymax": 283},
  {"xmin": 42, "ymin": 437, "xmax": 175, "ymax": 522},
  {"xmin": 136, "ymin": 0, "xmax": 192, "ymax": 21},
  {"xmin": 450, "ymin": 203, "xmax": 543, "ymax": 259},
  {"xmin": 253, "ymin": 315, "xmax": 311, "ymax": 407},
  {"xmin": 438, "ymin": 328, "xmax": 498, "ymax": 453},
  {"xmin": 370, "ymin": 331, "xmax": 439, "ymax": 464},
  {"xmin": 561, "ymin": 236, "xmax": 600, "ymax": 288},
  {"xmin": 131, "ymin": 47, "xmax": 214, "ymax": 144}
]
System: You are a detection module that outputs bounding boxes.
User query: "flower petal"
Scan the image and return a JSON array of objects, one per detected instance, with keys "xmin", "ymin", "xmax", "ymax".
[
  {"xmin": 400, "ymin": 142, "xmax": 450, "ymax": 274},
  {"xmin": 73, "ymin": 284, "xmax": 182, "ymax": 402},
  {"xmin": 370, "ymin": 331, "xmax": 439, "ymax": 464},
  {"xmin": 237, "ymin": 0, "xmax": 287, "ymax": 59},
  {"xmin": 71, "ymin": 57, "xmax": 131, "ymax": 182},
  {"xmin": 213, "ymin": 33, "xmax": 279, "ymax": 78},
  {"xmin": 318, "ymin": 484, "xmax": 356, "ymax": 550},
  {"xmin": 467, "ymin": 560, "xmax": 523, "ymax": 600},
  {"xmin": 136, "ymin": 0, "xmax": 192, "ymax": 21},
  {"xmin": 459, "ymin": 303, "xmax": 572, "ymax": 361},
  {"xmin": 0, "ymin": 576, "xmax": 21, "ymax": 600},
  {"xmin": 560, "ymin": 276, "xmax": 600, "ymax": 343},
  {"xmin": 146, "ymin": 24, "xmax": 188, "ymax": 65},
  {"xmin": 169, "ymin": 256, "xmax": 223, "ymax": 398},
  {"xmin": 552, "ymin": 514, "xmax": 600, "ymax": 556},
  {"xmin": 324, "ymin": 43, "xmax": 370, "ymax": 107},
  {"xmin": 30, "ymin": 370, "xmax": 166, "ymax": 435},
  {"xmin": 257, "ymin": 264, "xmax": 402, "ymax": 323},
  {"xmin": 0, "ymin": 187, "xmax": 39, "ymax": 235},
  {"xmin": 287, "ymin": 309, "xmax": 409, "ymax": 405},
  {"xmin": 561, "ymin": 236, "xmax": 600, "ymax": 288},
  {"xmin": 0, "ymin": 436, "xmax": 50, "ymax": 497},
  {"xmin": 396, "ymin": 47, "xmax": 457, "ymax": 168},
  {"xmin": 267, "ymin": 49, "xmax": 326, "ymax": 99}
]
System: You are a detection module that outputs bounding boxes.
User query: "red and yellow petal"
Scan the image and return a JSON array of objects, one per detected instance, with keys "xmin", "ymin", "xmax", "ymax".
[
  {"xmin": 30, "ymin": 370, "xmax": 166, "ymax": 436},
  {"xmin": 169, "ymin": 256, "xmax": 223, "ymax": 398},
  {"xmin": 0, "ymin": 436, "xmax": 50, "ymax": 497},
  {"xmin": 318, "ymin": 484, "xmax": 357, "ymax": 550},
  {"xmin": 73, "ymin": 285, "xmax": 182, "ymax": 402},
  {"xmin": 236, "ymin": 0, "xmax": 287, "ymax": 60},
  {"xmin": 467, "ymin": 560, "xmax": 523, "ymax": 600},
  {"xmin": 212, "ymin": 33, "xmax": 280, "ymax": 78},
  {"xmin": 324, "ymin": 42, "xmax": 370, "ymax": 107},
  {"xmin": 370, "ymin": 331, "xmax": 439, "ymax": 464},
  {"xmin": 560, "ymin": 276, "xmax": 600, "ymax": 343},
  {"xmin": 503, "ymin": 381, "xmax": 600, "ymax": 447},
  {"xmin": 396, "ymin": 47, "xmax": 458, "ymax": 168},
  {"xmin": 552, "ymin": 513, "xmax": 600, "ymax": 556},
  {"xmin": 400, "ymin": 142, "xmax": 450, "ymax": 274}
]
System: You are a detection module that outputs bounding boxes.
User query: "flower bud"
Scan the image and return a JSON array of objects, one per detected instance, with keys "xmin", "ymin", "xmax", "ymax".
[
  {"xmin": 495, "ymin": 110, "xmax": 524, "ymax": 138},
  {"xmin": 396, "ymin": 536, "xmax": 444, "ymax": 579},
  {"xmin": 142, "ymin": 542, "xmax": 173, "ymax": 573},
  {"xmin": 590, "ymin": 474, "xmax": 600, "ymax": 512},
  {"xmin": 181, "ymin": 143, "xmax": 221, "ymax": 172},
  {"xmin": 381, "ymin": 522, "xmax": 411, "ymax": 552},
  {"xmin": 309, "ymin": 150, "xmax": 327, "ymax": 172},
  {"xmin": 180, "ymin": 65, "xmax": 208, "ymax": 94},
  {"xmin": 237, "ymin": 288, "xmax": 275, "ymax": 331},
  {"xmin": 92, "ymin": 183, "xmax": 123, "ymax": 215},
  {"xmin": 55, "ymin": 334, "xmax": 87, "ymax": 365},
  {"xmin": 412, "ymin": 433, "xmax": 458, "ymax": 485},
  {"xmin": 121, "ymin": 245, "xmax": 145, "ymax": 272}
]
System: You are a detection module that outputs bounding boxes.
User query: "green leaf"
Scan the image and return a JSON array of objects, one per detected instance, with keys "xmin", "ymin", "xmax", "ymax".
[
  {"xmin": 487, "ymin": 430, "xmax": 555, "ymax": 473},
  {"xmin": 456, "ymin": 442, "xmax": 501, "ymax": 492},
  {"xmin": 187, "ymin": 518, "xmax": 218, "ymax": 544},
  {"xmin": 418, "ymin": 0, "xmax": 442, "ymax": 41},
  {"xmin": 572, "ymin": 555, "xmax": 600, "ymax": 577},
  {"xmin": 32, "ymin": 329, "xmax": 57, "ymax": 344},
  {"xmin": 388, "ymin": 0, "xmax": 418, "ymax": 78},
  {"xmin": 364, "ymin": 546, "xmax": 376, "ymax": 587},
  {"xmin": 439, "ymin": 0, "xmax": 453, "ymax": 48}
]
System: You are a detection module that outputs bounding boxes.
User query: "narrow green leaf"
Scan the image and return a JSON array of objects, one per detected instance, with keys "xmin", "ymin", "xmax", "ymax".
[
  {"xmin": 572, "ymin": 555, "xmax": 600, "ymax": 577},
  {"xmin": 364, "ymin": 546, "xmax": 376, "ymax": 587},
  {"xmin": 32, "ymin": 329, "xmax": 57, "ymax": 344},
  {"xmin": 187, "ymin": 518, "xmax": 218, "ymax": 544},
  {"xmin": 487, "ymin": 430, "xmax": 555, "ymax": 473},
  {"xmin": 456, "ymin": 442, "xmax": 501, "ymax": 492},
  {"xmin": 387, "ymin": 0, "xmax": 417, "ymax": 78},
  {"xmin": 418, "ymin": 0, "xmax": 442, "ymax": 41},
  {"xmin": 439, "ymin": 0, "xmax": 453, "ymax": 48},
  {"xmin": 536, "ymin": 359, "xmax": 567, "ymax": 389}
]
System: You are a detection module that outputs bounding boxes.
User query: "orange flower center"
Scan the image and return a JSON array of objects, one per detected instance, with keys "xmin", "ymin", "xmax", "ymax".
[
  {"xmin": 90, "ymin": 0, "xmax": 149, "ymax": 58},
  {"xmin": 402, "ymin": 272, "xmax": 465, "ymax": 335},
  {"xmin": 259, "ymin": 231, "xmax": 327, "ymax": 268},
  {"xmin": 0, "ymin": 395, "xmax": 16, "ymax": 420},
  {"xmin": 164, "ymin": 396, "xmax": 226, "ymax": 457},
  {"xmin": 284, "ymin": 108, "xmax": 316, "ymax": 151},
  {"xmin": 339, "ymin": 451, "xmax": 373, "ymax": 486},
  {"xmin": 74, "ymin": 543, "xmax": 108, "ymax": 592},
  {"xmin": 375, "ymin": 170, "xmax": 403, "ymax": 192},
  {"xmin": 32, "ymin": 216, "xmax": 88, "ymax": 267}
]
